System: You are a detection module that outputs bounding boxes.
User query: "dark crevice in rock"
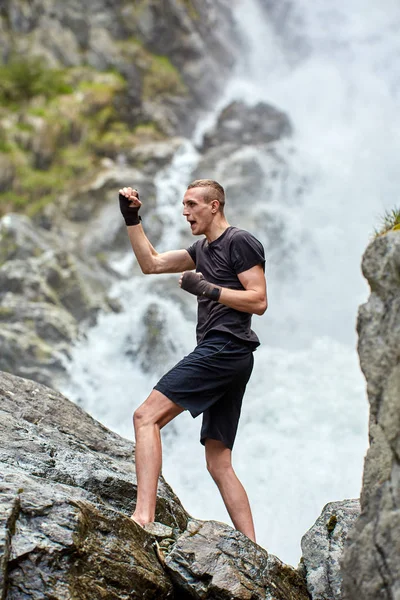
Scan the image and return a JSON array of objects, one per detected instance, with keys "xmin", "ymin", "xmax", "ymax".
[
  {"xmin": 1, "ymin": 493, "xmax": 21, "ymax": 600},
  {"xmin": 374, "ymin": 540, "xmax": 394, "ymax": 600}
]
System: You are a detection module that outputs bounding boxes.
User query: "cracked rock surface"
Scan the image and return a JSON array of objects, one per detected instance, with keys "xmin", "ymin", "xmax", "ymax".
[
  {"xmin": 165, "ymin": 519, "xmax": 310, "ymax": 600},
  {"xmin": 301, "ymin": 499, "xmax": 360, "ymax": 600},
  {"xmin": 0, "ymin": 369, "xmax": 185, "ymax": 599},
  {"xmin": 0, "ymin": 370, "xmax": 311, "ymax": 599},
  {"xmin": 341, "ymin": 231, "xmax": 400, "ymax": 599}
]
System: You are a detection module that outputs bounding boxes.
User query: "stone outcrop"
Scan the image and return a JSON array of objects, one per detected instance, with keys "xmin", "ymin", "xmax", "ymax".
[
  {"xmin": 300, "ymin": 499, "xmax": 360, "ymax": 600},
  {"xmin": 341, "ymin": 231, "xmax": 400, "ymax": 599},
  {"xmin": 166, "ymin": 519, "xmax": 310, "ymax": 600},
  {"xmin": 0, "ymin": 369, "xmax": 311, "ymax": 599},
  {"xmin": 0, "ymin": 369, "xmax": 186, "ymax": 599},
  {"xmin": 0, "ymin": 213, "xmax": 122, "ymax": 387},
  {"xmin": 192, "ymin": 100, "xmax": 304, "ymax": 270},
  {"xmin": 201, "ymin": 100, "xmax": 292, "ymax": 151},
  {"xmin": 0, "ymin": 0, "xmax": 238, "ymax": 136}
]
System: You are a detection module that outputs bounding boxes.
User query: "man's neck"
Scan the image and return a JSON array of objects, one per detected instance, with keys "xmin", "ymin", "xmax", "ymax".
[{"xmin": 205, "ymin": 217, "xmax": 230, "ymax": 243}]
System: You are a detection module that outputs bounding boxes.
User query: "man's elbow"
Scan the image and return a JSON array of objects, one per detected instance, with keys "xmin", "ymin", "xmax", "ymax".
[
  {"xmin": 141, "ymin": 263, "xmax": 156, "ymax": 275},
  {"xmin": 255, "ymin": 297, "xmax": 268, "ymax": 315}
]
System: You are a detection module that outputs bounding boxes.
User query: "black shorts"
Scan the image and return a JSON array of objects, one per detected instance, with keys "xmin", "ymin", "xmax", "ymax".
[{"xmin": 154, "ymin": 332, "xmax": 254, "ymax": 450}]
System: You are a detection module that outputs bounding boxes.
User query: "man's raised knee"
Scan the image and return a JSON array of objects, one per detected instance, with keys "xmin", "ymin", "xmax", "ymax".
[{"xmin": 133, "ymin": 405, "xmax": 151, "ymax": 430}]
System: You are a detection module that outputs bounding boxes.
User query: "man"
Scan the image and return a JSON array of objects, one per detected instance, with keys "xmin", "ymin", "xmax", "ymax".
[{"xmin": 119, "ymin": 179, "xmax": 267, "ymax": 542}]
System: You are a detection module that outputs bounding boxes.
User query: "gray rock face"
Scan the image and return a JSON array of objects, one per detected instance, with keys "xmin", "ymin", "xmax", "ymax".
[
  {"xmin": 0, "ymin": 369, "xmax": 185, "ymax": 598},
  {"xmin": 0, "ymin": 369, "xmax": 312, "ymax": 599},
  {"xmin": 1, "ymin": 468, "xmax": 174, "ymax": 600},
  {"xmin": 165, "ymin": 519, "xmax": 310, "ymax": 600},
  {"xmin": 192, "ymin": 100, "xmax": 305, "ymax": 271},
  {"xmin": 201, "ymin": 101, "xmax": 292, "ymax": 151},
  {"xmin": 0, "ymin": 0, "xmax": 239, "ymax": 133},
  {"xmin": 0, "ymin": 214, "xmax": 119, "ymax": 387},
  {"xmin": 301, "ymin": 499, "xmax": 360, "ymax": 600},
  {"xmin": 341, "ymin": 231, "xmax": 400, "ymax": 599},
  {"xmin": 0, "ymin": 370, "xmax": 188, "ymax": 527}
]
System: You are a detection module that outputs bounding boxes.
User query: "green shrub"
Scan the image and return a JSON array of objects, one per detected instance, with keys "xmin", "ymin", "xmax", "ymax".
[{"xmin": 0, "ymin": 56, "xmax": 72, "ymax": 105}]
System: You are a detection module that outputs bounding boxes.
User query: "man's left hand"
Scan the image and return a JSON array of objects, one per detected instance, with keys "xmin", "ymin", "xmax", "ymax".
[{"xmin": 180, "ymin": 271, "xmax": 221, "ymax": 301}]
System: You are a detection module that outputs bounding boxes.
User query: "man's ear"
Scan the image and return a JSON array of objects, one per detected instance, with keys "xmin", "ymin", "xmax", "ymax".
[{"xmin": 211, "ymin": 199, "xmax": 219, "ymax": 214}]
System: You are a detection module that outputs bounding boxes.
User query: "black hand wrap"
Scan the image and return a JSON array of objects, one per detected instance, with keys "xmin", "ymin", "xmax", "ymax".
[
  {"xmin": 119, "ymin": 193, "xmax": 141, "ymax": 226},
  {"xmin": 181, "ymin": 272, "xmax": 221, "ymax": 301}
]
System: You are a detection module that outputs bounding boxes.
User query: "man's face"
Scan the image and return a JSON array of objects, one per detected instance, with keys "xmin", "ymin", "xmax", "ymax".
[{"xmin": 182, "ymin": 187, "xmax": 215, "ymax": 235}]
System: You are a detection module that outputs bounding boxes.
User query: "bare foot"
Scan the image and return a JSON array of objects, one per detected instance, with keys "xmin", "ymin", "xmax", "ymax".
[{"xmin": 130, "ymin": 515, "xmax": 148, "ymax": 528}]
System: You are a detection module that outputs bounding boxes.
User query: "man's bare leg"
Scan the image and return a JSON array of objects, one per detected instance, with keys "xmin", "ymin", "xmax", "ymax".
[
  {"xmin": 132, "ymin": 389, "xmax": 183, "ymax": 526},
  {"xmin": 205, "ymin": 438, "xmax": 256, "ymax": 542}
]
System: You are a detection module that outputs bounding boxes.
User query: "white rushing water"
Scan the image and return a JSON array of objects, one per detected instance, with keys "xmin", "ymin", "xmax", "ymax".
[{"xmin": 62, "ymin": 0, "xmax": 400, "ymax": 566}]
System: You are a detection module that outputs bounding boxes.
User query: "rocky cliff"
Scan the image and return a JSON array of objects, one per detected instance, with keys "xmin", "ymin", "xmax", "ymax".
[
  {"xmin": 0, "ymin": 369, "xmax": 310, "ymax": 600},
  {"xmin": 0, "ymin": 0, "xmax": 238, "ymax": 219},
  {"xmin": 341, "ymin": 230, "xmax": 400, "ymax": 599},
  {"xmin": 0, "ymin": 0, "xmax": 241, "ymax": 387}
]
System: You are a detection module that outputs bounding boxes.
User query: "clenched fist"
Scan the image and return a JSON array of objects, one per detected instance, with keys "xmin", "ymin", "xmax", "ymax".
[
  {"xmin": 180, "ymin": 271, "xmax": 221, "ymax": 301},
  {"xmin": 119, "ymin": 187, "xmax": 142, "ymax": 226}
]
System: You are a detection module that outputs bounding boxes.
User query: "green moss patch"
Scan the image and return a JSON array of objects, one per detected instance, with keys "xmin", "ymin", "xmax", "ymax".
[
  {"xmin": 0, "ymin": 55, "xmax": 72, "ymax": 106},
  {"xmin": 143, "ymin": 54, "xmax": 187, "ymax": 99},
  {"xmin": 0, "ymin": 51, "xmax": 188, "ymax": 217}
]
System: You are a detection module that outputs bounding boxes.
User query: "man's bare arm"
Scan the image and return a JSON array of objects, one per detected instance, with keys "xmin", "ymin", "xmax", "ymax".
[
  {"xmin": 120, "ymin": 186, "xmax": 195, "ymax": 274},
  {"xmin": 180, "ymin": 264, "xmax": 267, "ymax": 315},
  {"xmin": 219, "ymin": 264, "xmax": 267, "ymax": 315},
  {"xmin": 127, "ymin": 224, "xmax": 194, "ymax": 273}
]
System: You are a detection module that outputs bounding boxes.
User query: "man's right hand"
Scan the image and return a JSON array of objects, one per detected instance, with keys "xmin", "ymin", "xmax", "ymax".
[{"xmin": 119, "ymin": 187, "xmax": 142, "ymax": 226}]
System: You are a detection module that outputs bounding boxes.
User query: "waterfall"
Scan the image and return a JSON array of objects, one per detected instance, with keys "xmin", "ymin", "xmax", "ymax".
[{"xmin": 62, "ymin": 0, "xmax": 400, "ymax": 566}]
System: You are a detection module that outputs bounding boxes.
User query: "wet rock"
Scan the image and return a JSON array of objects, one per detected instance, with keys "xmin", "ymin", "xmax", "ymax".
[
  {"xmin": 301, "ymin": 499, "xmax": 360, "ymax": 600},
  {"xmin": 0, "ymin": 213, "xmax": 54, "ymax": 264},
  {"xmin": 1, "ymin": 466, "xmax": 174, "ymax": 600},
  {"xmin": 193, "ymin": 101, "xmax": 304, "ymax": 271},
  {"xmin": 201, "ymin": 101, "xmax": 292, "ymax": 151},
  {"xmin": 341, "ymin": 231, "xmax": 400, "ymax": 599},
  {"xmin": 124, "ymin": 301, "xmax": 185, "ymax": 376},
  {"xmin": 166, "ymin": 519, "xmax": 310, "ymax": 600},
  {"xmin": 0, "ymin": 215, "xmax": 117, "ymax": 387}
]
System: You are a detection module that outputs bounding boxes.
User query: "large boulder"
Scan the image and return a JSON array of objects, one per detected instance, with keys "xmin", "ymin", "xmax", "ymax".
[
  {"xmin": 201, "ymin": 100, "xmax": 292, "ymax": 151},
  {"xmin": 0, "ymin": 370, "xmax": 188, "ymax": 528},
  {"xmin": 166, "ymin": 519, "xmax": 310, "ymax": 600},
  {"xmin": 0, "ymin": 214, "xmax": 119, "ymax": 387},
  {"xmin": 1, "ymin": 468, "xmax": 174, "ymax": 600},
  {"xmin": 301, "ymin": 499, "xmax": 360, "ymax": 600},
  {"xmin": 191, "ymin": 100, "xmax": 305, "ymax": 271},
  {"xmin": 341, "ymin": 231, "xmax": 400, "ymax": 599},
  {"xmin": 0, "ymin": 369, "xmax": 312, "ymax": 599},
  {"xmin": 0, "ymin": 369, "xmax": 184, "ymax": 599}
]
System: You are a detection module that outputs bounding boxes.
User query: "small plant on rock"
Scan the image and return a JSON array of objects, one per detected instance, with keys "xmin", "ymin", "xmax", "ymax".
[
  {"xmin": 374, "ymin": 207, "xmax": 400, "ymax": 236},
  {"xmin": 0, "ymin": 55, "xmax": 72, "ymax": 105}
]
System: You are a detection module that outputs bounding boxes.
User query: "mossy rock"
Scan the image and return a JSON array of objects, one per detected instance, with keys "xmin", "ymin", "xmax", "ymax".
[
  {"xmin": 0, "ymin": 55, "xmax": 73, "ymax": 106},
  {"xmin": 143, "ymin": 54, "xmax": 187, "ymax": 99},
  {"xmin": 78, "ymin": 72, "xmax": 127, "ymax": 117},
  {"xmin": 91, "ymin": 121, "xmax": 165, "ymax": 158}
]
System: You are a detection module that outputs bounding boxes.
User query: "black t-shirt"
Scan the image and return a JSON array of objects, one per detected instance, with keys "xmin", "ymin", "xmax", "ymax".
[{"xmin": 186, "ymin": 226, "xmax": 266, "ymax": 347}]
